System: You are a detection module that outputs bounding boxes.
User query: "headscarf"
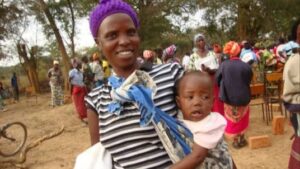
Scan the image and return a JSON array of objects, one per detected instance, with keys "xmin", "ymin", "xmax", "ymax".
[
  {"xmin": 193, "ymin": 33, "xmax": 205, "ymax": 44},
  {"xmin": 53, "ymin": 60, "xmax": 59, "ymax": 65},
  {"xmin": 223, "ymin": 41, "xmax": 241, "ymax": 58},
  {"xmin": 143, "ymin": 50, "xmax": 154, "ymax": 60},
  {"xmin": 162, "ymin": 45, "xmax": 177, "ymax": 61},
  {"xmin": 284, "ymin": 41, "xmax": 300, "ymax": 56},
  {"xmin": 89, "ymin": 0, "xmax": 139, "ymax": 40}
]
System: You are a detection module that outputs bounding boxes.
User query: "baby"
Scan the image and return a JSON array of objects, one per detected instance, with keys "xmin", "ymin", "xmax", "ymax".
[{"xmin": 171, "ymin": 71, "xmax": 235, "ymax": 169}]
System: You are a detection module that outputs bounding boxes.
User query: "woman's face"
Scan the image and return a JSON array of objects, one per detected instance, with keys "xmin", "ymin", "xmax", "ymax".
[
  {"xmin": 196, "ymin": 38, "xmax": 206, "ymax": 50},
  {"xmin": 97, "ymin": 13, "xmax": 140, "ymax": 72}
]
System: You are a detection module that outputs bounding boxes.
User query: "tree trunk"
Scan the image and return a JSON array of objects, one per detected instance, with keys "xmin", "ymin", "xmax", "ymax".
[
  {"xmin": 28, "ymin": 46, "xmax": 40, "ymax": 93},
  {"xmin": 236, "ymin": 1, "xmax": 250, "ymax": 41},
  {"xmin": 66, "ymin": 0, "xmax": 76, "ymax": 58},
  {"xmin": 16, "ymin": 43, "xmax": 40, "ymax": 93},
  {"xmin": 37, "ymin": 0, "xmax": 70, "ymax": 92}
]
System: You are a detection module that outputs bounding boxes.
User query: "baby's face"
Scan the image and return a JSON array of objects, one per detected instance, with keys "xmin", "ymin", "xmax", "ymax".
[{"xmin": 176, "ymin": 74, "xmax": 213, "ymax": 122}]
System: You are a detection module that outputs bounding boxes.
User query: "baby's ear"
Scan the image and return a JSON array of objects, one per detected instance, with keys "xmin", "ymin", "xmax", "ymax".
[{"xmin": 175, "ymin": 96, "xmax": 181, "ymax": 109}]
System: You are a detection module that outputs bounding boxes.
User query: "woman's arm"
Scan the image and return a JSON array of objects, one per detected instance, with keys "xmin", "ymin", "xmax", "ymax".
[
  {"xmin": 87, "ymin": 108, "xmax": 100, "ymax": 145},
  {"xmin": 201, "ymin": 64, "xmax": 217, "ymax": 75},
  {"xmin": 170, "ymin": 143, "xmax": 208, "ymax": 169},
  {"xmin": 215, "ymin": 65, "xmax": 223, "ymax": 87}
]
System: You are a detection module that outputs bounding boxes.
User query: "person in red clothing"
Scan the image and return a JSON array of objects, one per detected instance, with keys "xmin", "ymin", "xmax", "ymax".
[
  {"xmin": 69, "ymin": 58, "xmax": 88, "ymax": 124},
  {"xmin": 216, "ymin": 41, "xmax": 253, "ymax": 148}
]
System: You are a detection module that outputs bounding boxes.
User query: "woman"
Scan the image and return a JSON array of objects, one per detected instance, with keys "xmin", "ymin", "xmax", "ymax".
[
  {"xmin": 283, "ymin": 19, "xmax": 300, "ymax": 169},
  {"xmin": 216, "ymin": 41, "xmax": 253, "ymax": 148},
  {"xmin": 162, "ymin": 44, "xmax": 180, "ymax": 63},
  {"xmin": 188, "ymin": 34, "xmax": 224, "ymax": 115},
  {"xmin": 81, "ymin": 56, "xmax": 94, "ymax": 92},
  {"xmin": 90, "ymin": 53, "xmax": 104, "ymax": 87},
  {"xmin": 69, "ymin": 58, "xmax": 87, "ymax": 123},
  {"xmin": 85, "ymin": 0, "xmax": 184, "ymax": 168},
  {"xmin": 47, "ymin": 60, "xmax": 64, "ymax": 107},
  {"xmin": 188, "ymin": 34, "xmax": 218, "ymax": 72}
]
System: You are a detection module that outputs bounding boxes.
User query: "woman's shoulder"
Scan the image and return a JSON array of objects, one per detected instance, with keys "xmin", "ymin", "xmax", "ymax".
[
  {"xmin": 148, "ymin": 63, "xmax": 183, "ymax": 90},
  {"xmin": 69, "ymin": 68, "xmax": 78, "ymax": 74},
  {"xmin": 87, "ymin": 83, "xmax": 110, "ymax": 97},
  {"xmin": 150, "ymin": 63, "xmax": 182, "ymax": 74}
]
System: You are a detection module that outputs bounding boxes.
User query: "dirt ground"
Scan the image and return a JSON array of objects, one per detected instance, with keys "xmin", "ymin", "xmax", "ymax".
[{"xmin": 0, "ymin": 93, "xmax": 293, "ymax": 169}]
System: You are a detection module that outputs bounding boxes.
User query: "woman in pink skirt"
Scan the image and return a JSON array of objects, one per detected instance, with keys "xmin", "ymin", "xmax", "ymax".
[{"xmin": 216, "ymin": 41, "xmax": 253, "ymax": 148}]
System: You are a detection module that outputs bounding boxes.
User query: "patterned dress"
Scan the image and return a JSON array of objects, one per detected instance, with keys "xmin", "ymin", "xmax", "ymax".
[
  {"xmin": 183, "ymin": 113, "xmax": 233, "ymax": 169},
  {"xmin": 48, "ymin": 68, "xmax": 64, "ymax": 106},
  {"xmin": 188, "ymin": 51, "xmax": 219, "ymax": 71}
]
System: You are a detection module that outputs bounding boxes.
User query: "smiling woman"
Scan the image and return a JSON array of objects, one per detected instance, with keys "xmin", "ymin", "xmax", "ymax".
[
  {"xmin": 97, "ymin": 13, "xmax": 140, "ymax": 77},
  {"xmin": 84, "ymin": 0, "xmax": 185, "ymax": 169}
]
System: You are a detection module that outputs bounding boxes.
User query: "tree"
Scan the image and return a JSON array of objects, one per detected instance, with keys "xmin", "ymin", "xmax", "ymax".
[
  {"xmin": 28, "ymin": 0, "xmax": 99, "ymax": 90},
  {"xmin": 0, "ymin": 0, "xmax": 42, "ymax": 92},
  {"xmin": 0, "ymin": 0, "xmax": 24, "ymax": 59},
  {"xmin": 128, "ymin": 0, "xmax": 198, "ymax": 49},
  {"xmin": 16, "ymin": 43, "xmax": 40, "ymax": 92},
  {"xmin": 28, "ymin": 0, "xmax": 71, "ymax": 91},
  {"xmin": 197, "ymin": 0, "xmax": 300, "ymax": 42},
  {"xmin": 74, "ymin": 0, "xmax": 198, "ymax": 53}
]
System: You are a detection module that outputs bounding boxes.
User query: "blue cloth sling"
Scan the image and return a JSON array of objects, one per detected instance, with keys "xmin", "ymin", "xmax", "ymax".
[{"xmin": 107, "ymin": 73, "xmax": 193, "ymax": 157}]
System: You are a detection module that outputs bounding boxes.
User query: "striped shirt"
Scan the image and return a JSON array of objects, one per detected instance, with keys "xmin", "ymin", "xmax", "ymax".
[{"xmin": 85, "ymin": 63, "xmax": 183, "ymax": 169}]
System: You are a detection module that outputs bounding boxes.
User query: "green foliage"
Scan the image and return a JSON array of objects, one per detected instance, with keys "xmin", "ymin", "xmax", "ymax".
[
  {"xmin": 0, "ymin": 1, "xmax": 24, "ymax": 38},
  {"xmin": 0, "ymin": 1, "xmax": 26, "ymax": 59},
  {"xmin": 0, "ymin": 56, "xmax": 53, "ymax": 89},
  {"xmin": 77, "ymin": 46, "xmax": 99, "ymax": 57},
  {"xmin": 3, "ymin": 0, "xmax": 298, "ymax": 68},
  {"xmin": 127, "ymin": 0, "xmax": 198, "ymax": 49},
  {"xmin": 197, "ymin": 0, "xmax": 300, "ymax": 42}
]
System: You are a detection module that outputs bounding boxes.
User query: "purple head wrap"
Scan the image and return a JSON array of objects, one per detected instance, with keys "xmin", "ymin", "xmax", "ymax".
[{"xmin": 89, "ymin": 0, "xmax": 139, "ymax": 40}]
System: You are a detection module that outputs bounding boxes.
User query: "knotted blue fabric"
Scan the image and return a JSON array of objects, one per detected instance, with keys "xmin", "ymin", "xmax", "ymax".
[{"xmin": 107, "ymin": 71, "xmax": 193, "ymax": 157}]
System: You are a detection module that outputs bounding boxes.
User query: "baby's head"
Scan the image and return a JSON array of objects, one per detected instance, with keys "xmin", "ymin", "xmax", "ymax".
[{"xmin": 175, "ymin": 71, "xmax": 214, "ymax": 122}]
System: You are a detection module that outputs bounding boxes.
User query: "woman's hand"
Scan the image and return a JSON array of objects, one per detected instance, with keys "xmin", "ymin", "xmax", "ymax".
[{"xmin": 201, "ymin": 64, "xmax": 216, "ymax": 75}]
